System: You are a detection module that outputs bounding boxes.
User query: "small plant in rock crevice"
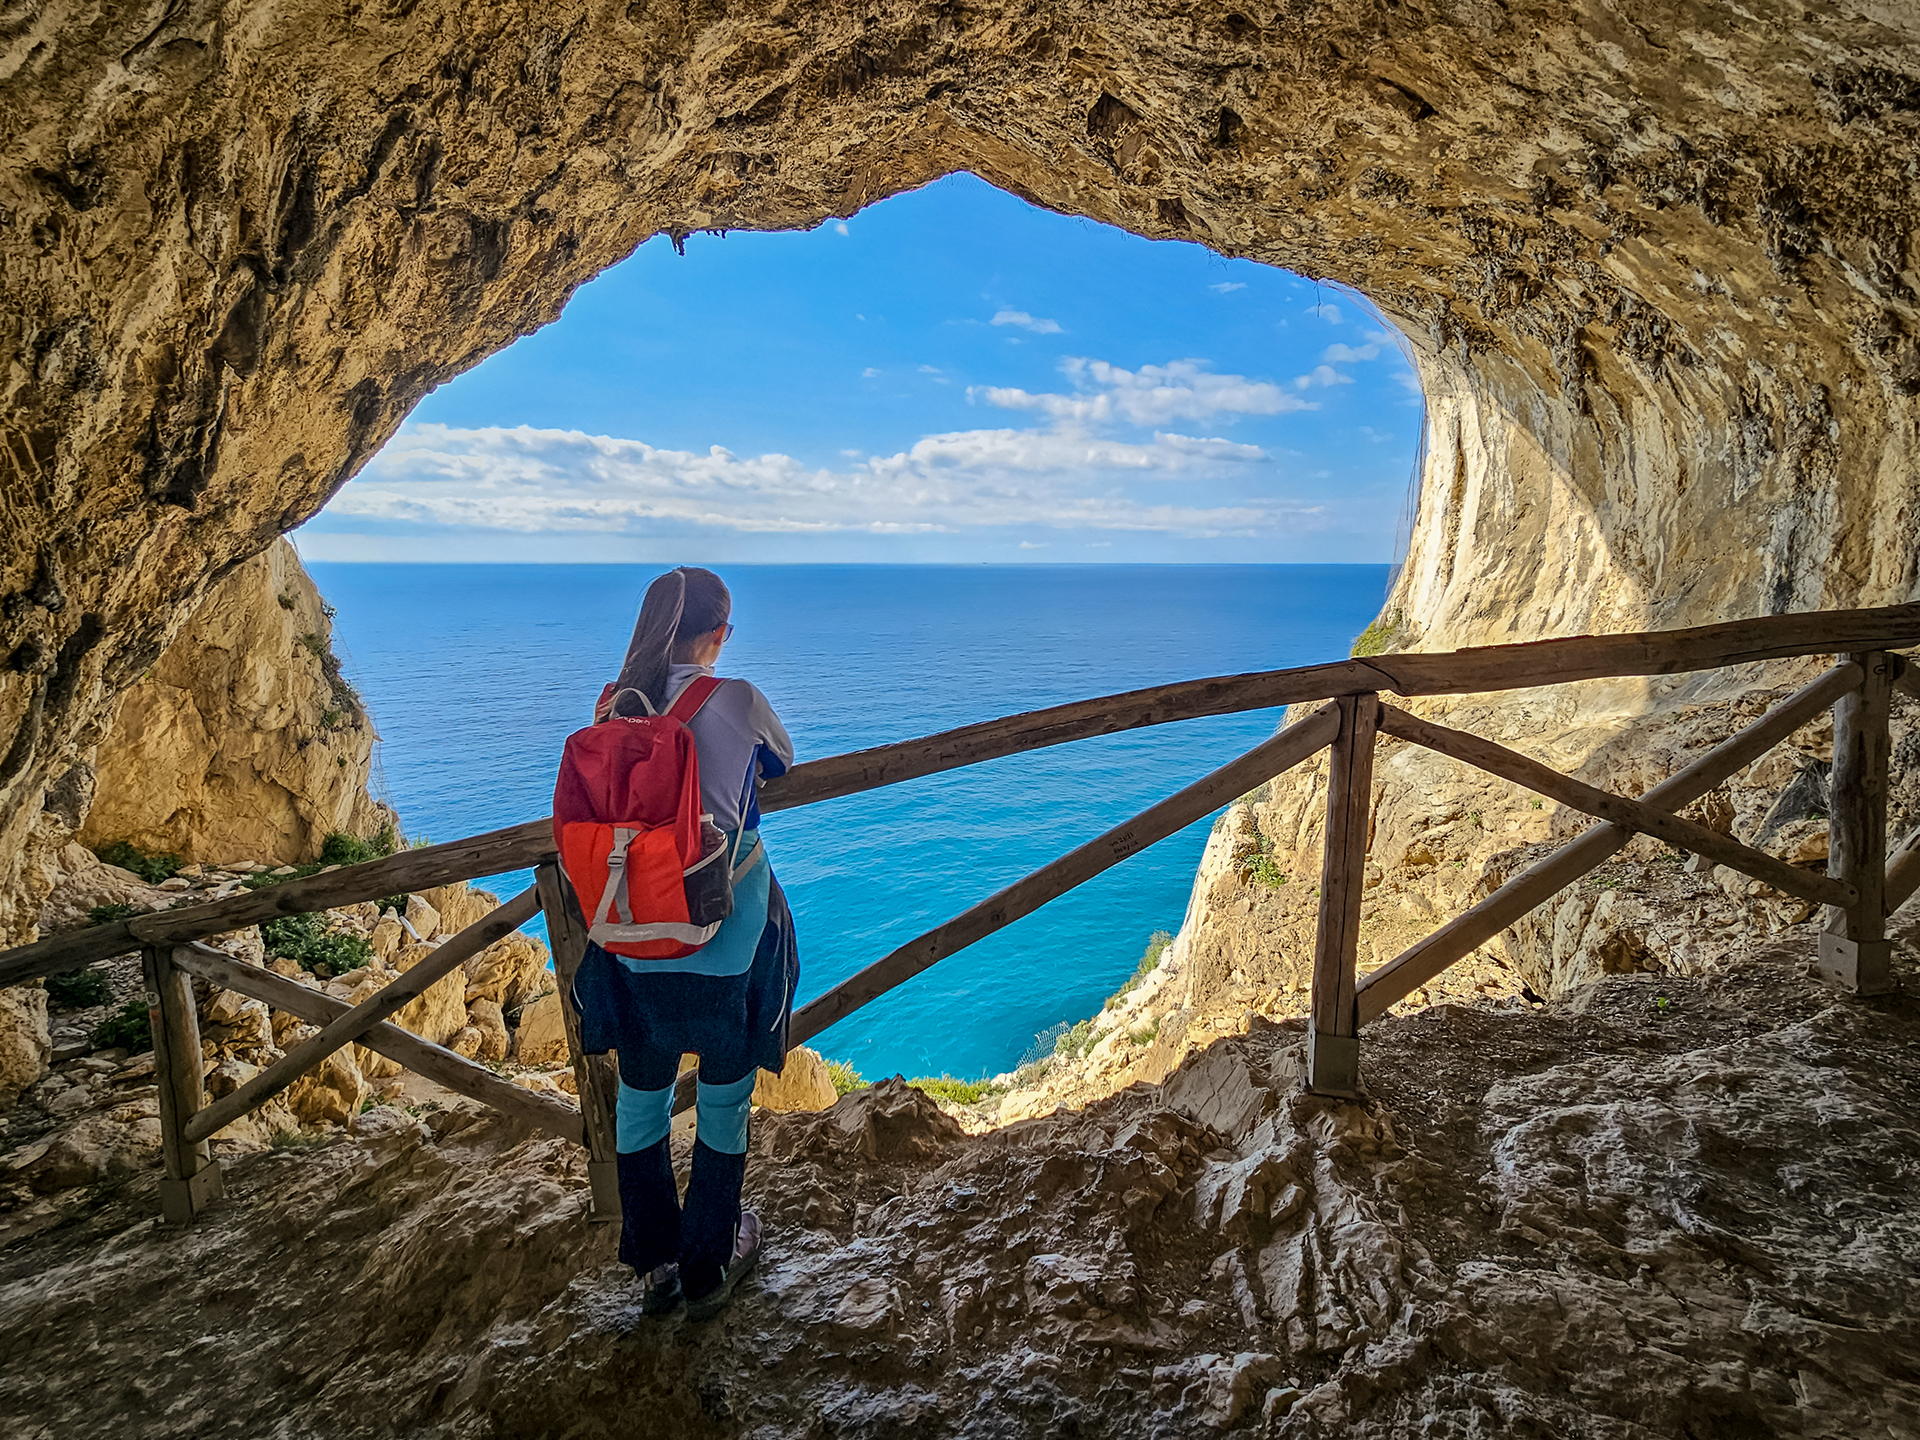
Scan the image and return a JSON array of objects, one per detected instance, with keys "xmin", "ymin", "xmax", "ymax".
[
  {"xmin": 91, "ymin": 842, "xmax": 180, "ymax": 885},
  {"xmin": 260, "ymin": 911, "xmax": 374, "ymax": 975},
  {"xmin": 85, "ymin": 902, "xmax": 141, "ymax": 928},
  {"xmin": 46, "ymin": 966, "xmax": 111, "ymax": 1009},
  {"xmin": 824, "ymin": 1058, "xmax": 867, "ymax": 1096},
  {"xmin": 1239, "ymin": 831, "xmax": 1290, "ymax": 889},
  {"xmin": 94, "ymin": 1000, "xmax": 152, "ymax": 1052}
]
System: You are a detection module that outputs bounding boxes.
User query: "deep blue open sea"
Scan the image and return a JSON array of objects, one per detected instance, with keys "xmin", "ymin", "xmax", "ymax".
[{"xmin": 309, "ymin": 564, "xmax": 1389, "ymax": 1081}]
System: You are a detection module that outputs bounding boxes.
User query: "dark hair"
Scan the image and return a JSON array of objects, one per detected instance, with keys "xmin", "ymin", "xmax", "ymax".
[{"xmin": 610, "ymin": 567, "xmax": 731, "ymax": 716}]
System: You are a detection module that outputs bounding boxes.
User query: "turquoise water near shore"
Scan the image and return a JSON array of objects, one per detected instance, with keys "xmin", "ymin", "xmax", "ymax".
[{"xmin": 308, "ymin": 563, "xmax": 1389, "ymax": 1080}]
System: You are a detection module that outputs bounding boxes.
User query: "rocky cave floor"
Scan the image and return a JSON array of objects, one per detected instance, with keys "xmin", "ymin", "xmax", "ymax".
[{"xmin": 1, "ymin": 933, "xmax": 1916, "ymax": 1439}]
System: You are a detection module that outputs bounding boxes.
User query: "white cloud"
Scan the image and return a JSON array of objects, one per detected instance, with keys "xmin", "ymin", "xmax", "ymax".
[
  {"xmin": 1294, "ymin": 364, "xmax": 1353, "ymax": 389},
  {"xmin": 1209, "ymin": 281, "xmax": 1247, "ymax": 293},
  {"xmin": 1323, "ymin": 342, "xmax": 1381, "ymax": 363},
  {"xmin": 340, "ymin": 422, "xmax": 1289, "ymax": 541},
  {"xmin": 1018, "ymin": 540, "xmax": 1050, "ymax": 549},
  {"xmin": 1306, "ymin": 301, "xmax": 1344, "ymax": 325},
  {"xmin": 861, "ymin": 367, "xmax": 881, "ymax": 378},
  {"xmin": 975, "ymin": 357, "xmax": 1313, "ymax": 426},
  {"xmin": 834, "ymin": 221, "xmax": 850, "ymax": 235},
  {"xmin": 990, "ymin": 309, "xmax": 1064, "ymax": 334}
]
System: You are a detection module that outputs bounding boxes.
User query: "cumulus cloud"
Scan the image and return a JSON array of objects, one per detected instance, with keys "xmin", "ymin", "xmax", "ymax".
[
  {"xmin": 1306, "ymin": 300, "xmax": 1345, "ymax": 325},
  {"xmin": 338, "ymin": 423, "xmax": 1286, "ymax": 540},
  {"xmin": 975, "ymin": 357, "xmax": 1313, "ymax": 426},
  {"xmin": 991, "ymin": 309, "xmax": 1064, "ymax": 334},
  {"xmin": 1209, "ymin": 281, "xmax": 1247, "ymax": 293}
]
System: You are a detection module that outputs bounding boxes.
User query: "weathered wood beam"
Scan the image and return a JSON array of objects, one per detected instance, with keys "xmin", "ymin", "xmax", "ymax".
[
  {"xmin": 1885, "ymin": 826, "xmax": 1920, "ymax": 915},
  {"xmin": 1376, "ymin": 705, "xmax": 1854, "ymax": 910},
  {"xmin": 757, "ymin": 602, "xmax": 1920, "ymax": 811},
  {"xmin": 144, "ymin": 945, "xmax": 223, "ymax": 1224},
  {"xmin": 1307, "ymin": 693, "xmax": 1378, "ymax": 1096},
  {"xmin": 1821, "ymin": 651, "xmax": 1895, "ymax": 993},
  {"xmin": 1355, "ymin": 661, "xmax": 1865, "ymax": 1023},
  {"xmin": 788, "ymin": 702, "xmax": 1344, "ymax": 1048},
  {"xmin": 169, "ymin": 942, "xmax": 582, "ymax": 1140},
  {"xmin": 181, "ymin": 887, "xmax": 540, "ymax": 1145},
  {"xmin": 536, "ymin": 862, "xmax": 622, "ymax": 1220}
]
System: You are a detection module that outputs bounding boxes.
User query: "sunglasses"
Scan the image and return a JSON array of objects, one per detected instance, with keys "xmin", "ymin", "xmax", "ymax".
[{"xmin": 715, "ymin": 622, "xmax": 735, "ymax": 641}]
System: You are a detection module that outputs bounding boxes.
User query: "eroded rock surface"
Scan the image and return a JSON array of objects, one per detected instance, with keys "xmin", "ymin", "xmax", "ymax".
[
  {"xmin": 78, "ymin": 538, "xmax": 389, "ymax": 867},
  {"xmin": 1, "ymin": 939, "xmax": 1913, "ymax": 1437}
]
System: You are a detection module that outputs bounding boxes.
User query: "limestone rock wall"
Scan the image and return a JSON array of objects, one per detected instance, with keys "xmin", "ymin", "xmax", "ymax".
[
  {"xmin": 2, "ymin": 0, "xmax": 1919, "ymax": 949},
  {"xmin": 77, "ymin": 539, "xmax": 387, "ymax": 868}
]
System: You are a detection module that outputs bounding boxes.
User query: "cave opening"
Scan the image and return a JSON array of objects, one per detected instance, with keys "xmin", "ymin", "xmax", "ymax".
[{"xmin": 298, "ymin": 171, "xmax": 1425, "ymax": 1081}]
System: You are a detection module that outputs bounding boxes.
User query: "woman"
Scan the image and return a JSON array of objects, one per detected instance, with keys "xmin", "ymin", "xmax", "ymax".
[{"xmin": 571, "ymin": 566, "xmax": 798, "ymax": 1321}]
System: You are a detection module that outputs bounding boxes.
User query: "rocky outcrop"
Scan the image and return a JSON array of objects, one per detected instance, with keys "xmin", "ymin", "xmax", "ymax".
[
  {"xmin": 2, "ymin": 0, "xmax": 1918, "ymax": 946},
  {"xmin": 0, "ymin": 935, "xmax": 1913, "ymax": 1436},
  {"xmin": 77, "ymin": 539, "xmax": 388, "ymax": 868}
]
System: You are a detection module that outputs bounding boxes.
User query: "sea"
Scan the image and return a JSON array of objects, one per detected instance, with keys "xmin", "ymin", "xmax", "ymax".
[{"xmin": 309, "ymin": 564, "xmax": 1390, "ymax": 1081}]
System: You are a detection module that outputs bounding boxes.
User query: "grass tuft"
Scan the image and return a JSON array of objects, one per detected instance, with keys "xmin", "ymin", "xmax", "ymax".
[
  {"xmin": 824, "ymin": 1058, "xmax": 867, "ymax": 1096},
  {"xmin": 907, "ymin": 1074, "xmax": 1005, "ymax": 1105},
  {"xmin": 1351, "ymin": 608, "xmax": 1406, "ymax": 659}
]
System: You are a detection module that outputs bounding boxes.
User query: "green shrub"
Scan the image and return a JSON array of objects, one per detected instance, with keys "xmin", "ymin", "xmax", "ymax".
[
  {"xmin": 94, "ymin": 1000, "xmax": 152, "ymax": 1052},
  {"xmin": 242, "ymin": 829, "xmax": 400, "ymax": 892},
  {"xmin": 46, "ymin": 967, "xmax": 110, "ymax": 1009},
  {"xmin": 85, "ymin": 902, "xmax": 140, "ymax": 927},
  {"xmin": 1351, "ymin": 609, "xmax": 1406, "ymax": 659},
  {"xmin": 823, "ymin": 1058, "xmax": 867, "ymax": 1096},
  {"xmin": 91, "ymin": 841, "xmax": 180, "ymax": 884},
  {"xmin": 1054, "ymin": 1018, "xmax": 1098, "ymax": 1059},
  {"xmin": 1240, "ymin": 850, "xmax": 1289, "ymax": 889},
  {"xmin": 260, "ymin": 911, "xmax": 374, "ymax": 975},
  {"xmin": 907, "ymin": 1074, "xmax": 1005, "ymax": 1105},
  {"xmin": 1130, "ymin": 1019, "xmax": 1160, "ymax": 1048},
  {"xmin": 1011, "ymin": 1058, "xmax": 1053, "ymax": 1088}
]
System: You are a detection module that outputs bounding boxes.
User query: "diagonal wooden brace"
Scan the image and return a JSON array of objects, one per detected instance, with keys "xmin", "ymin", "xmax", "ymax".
[
  {"xmin": 1356, "ymin": 662, "xmax": 1863, "ymax": 1024},
  {"xmin": 171, "ymin": 942, "xmax": 582, "ymax": 1139},
  {"xmin": 183, "ymin": 886, "xmax": 541, "ymax": 1144},
  {"xmin": 1376, "ymin": 705, "xmax": 1854, "ymax": 911}
]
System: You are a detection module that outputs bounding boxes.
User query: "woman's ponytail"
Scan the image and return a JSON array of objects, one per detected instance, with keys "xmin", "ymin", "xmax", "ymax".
[
  {"xmin": 610, "ymin": 566, "xmax": 731, "ymax": 717},
  {"xmin": 611, "ymin": 569, "xmax": 687, "ymax": 716}
]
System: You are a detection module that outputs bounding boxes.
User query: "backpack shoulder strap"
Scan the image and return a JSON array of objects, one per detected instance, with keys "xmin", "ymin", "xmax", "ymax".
[{"xmin": 665, "ymin": 675, "xmax": 725, "ymax": 724}]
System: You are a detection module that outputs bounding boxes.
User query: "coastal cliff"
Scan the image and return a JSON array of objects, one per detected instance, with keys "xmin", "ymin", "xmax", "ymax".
[{"xmin": 78, "ymin": 538, "xmax": 390, "ymax": 868}]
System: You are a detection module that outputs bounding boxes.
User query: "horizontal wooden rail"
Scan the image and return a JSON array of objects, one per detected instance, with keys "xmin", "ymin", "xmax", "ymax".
[
  {"xmin": 170, "ymin": 943, "xmax": 581, "ymax": 1140},
  {"xmin": 0, "ymin": 819, "xmax": 553, "ymax": 986},
  {"xmin": 758, "ymin": 601, "xmax": 1920, "ymax": 810},
  {"xmin": 783, "ymin": 702, "xmax": 1343, "ymax": 1052},
  {"xmin": 182, "ymin": 887, "xmax": 540, "ymax": 1144},
  {"xmin": 6, "ymin": 604, "xmax": 1916, "ymax": 988},
  {"xmin": 1356, "ymin": 661, "xmax": 1864, "ymax": 1023},
  {"xmin": 1376, "ymin": 706, "xmax": 1854, "ymax": 910}
]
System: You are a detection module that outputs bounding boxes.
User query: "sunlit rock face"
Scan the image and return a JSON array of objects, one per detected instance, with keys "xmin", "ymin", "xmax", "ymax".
[
  {"xmin": 77, "ymin": 538, "xmax": 389, "ymax": 868},
  {"xmin": 2, "ymin": 0, "xmax": 1917, "ymax": 941}
]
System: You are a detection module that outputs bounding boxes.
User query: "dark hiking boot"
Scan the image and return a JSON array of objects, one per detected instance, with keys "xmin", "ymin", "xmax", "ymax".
[
  {"xmin": 684, "ymin": 1212, "xmax": 763, "ymax": 1321},
  {"xmin": 639, "ymin": 1262, "xmax": 683, "ymax": 1316}
]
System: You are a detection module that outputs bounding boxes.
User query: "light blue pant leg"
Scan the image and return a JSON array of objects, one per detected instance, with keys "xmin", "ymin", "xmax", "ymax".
[
  {"xmin": 617, "ymin": 1078, "xmax": 675, "ymax": 1153},
  {"xmin": 695, "ymin": 1071, "xmax": 757, "ymax": 1155}
]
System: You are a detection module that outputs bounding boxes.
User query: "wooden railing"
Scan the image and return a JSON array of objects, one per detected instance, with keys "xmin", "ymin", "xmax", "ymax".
[{"xmin": 4, "ymin": 603, "xmax": 1917, "ymax": 1225}]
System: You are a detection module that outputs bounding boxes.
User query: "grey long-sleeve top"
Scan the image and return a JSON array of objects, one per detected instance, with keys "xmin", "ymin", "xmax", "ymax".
[{"xmin": 662, "ymin": 662, "xmax": 795, "ymax": 833}]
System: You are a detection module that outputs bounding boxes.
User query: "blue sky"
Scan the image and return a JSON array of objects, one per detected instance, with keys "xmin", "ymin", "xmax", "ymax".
[{"xmin": 301, "ymin": 174, "xmax": 1423, "ymax": 564}]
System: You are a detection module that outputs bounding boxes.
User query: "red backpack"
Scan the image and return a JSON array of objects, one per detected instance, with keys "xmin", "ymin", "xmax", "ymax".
[{"xmin": 553, "ymin": 678, "xmax": 735, "ymax": 959}]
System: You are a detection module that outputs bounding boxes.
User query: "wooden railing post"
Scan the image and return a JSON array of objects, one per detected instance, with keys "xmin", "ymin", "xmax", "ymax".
[
  {"xmin": 1822, "ymin": 650, "xmax": 1894, "ymax": 993},
  {"xmin": 1308, "ymin": 692, "xmax": 1379, "ymax": 1097},
  {"xmin": 144, "ymin": 945, "xmax": 223, "ymax": 1224},
  {"xmin": 535, "ymin": 862, "xmax": 622, "ymax": 1222}
]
